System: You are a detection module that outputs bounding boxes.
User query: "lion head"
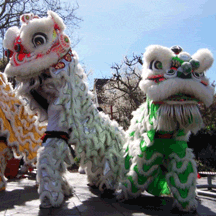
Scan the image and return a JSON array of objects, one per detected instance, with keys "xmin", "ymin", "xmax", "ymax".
[
  {"xmin": 3, "ymin": 11, "xmax": 71, "ymax": 80},
  {"xmin": 139, "ymin": 45, "xmax": 214, "ymax": 133}
]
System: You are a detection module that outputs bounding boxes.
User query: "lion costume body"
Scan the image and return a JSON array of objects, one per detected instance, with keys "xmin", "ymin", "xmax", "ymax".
[
  {"xmin": 118, "ymin": 45, "xmax": 214, "ymax": 212},
  {"xmin": 3, "ymin": 11, "xmax": 124, "ymax": 208},
  {"xmin": 0, "ymin": 72, "xmax": 45, "ymax": 191}
]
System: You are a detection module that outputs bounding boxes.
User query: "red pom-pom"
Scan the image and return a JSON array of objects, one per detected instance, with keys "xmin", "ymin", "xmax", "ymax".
[{"xmin": 197, "ymin": 173, "xmax": 201, "ymax": 179}]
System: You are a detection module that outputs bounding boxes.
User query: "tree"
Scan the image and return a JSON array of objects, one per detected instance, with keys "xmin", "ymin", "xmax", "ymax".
[
  {"xmin": 186, "ymin": 81, "xmax": 216, "ymax": 170},
  {"xmin": 102, "ymin": 54, "xmax": 145, "ymax": 129},
  {"xmin": 0, "ymin": 0, "xmax": 81, "ymax": 31},
  {"xmin": 0, "ymin": 0, "xmax": 82, "ymax": 69},
  {"xmin": 199, "ymin": 93, "xmax": 216, "ymax": 134}
]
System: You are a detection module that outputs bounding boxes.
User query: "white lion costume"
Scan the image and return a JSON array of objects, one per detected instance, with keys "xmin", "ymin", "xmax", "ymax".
[
  {"xmin": 117, "ymin": 45, "xmax": 214, "ymax": 212},
  {"xmin": 3, "ymin": 11, "xmax": 124, "ymax": 208}
]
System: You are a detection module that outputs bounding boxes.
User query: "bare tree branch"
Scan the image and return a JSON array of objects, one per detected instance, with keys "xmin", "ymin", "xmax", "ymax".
[{"xmin": 99, "ymin": 54, "xmax": 145, "ymax": 129}]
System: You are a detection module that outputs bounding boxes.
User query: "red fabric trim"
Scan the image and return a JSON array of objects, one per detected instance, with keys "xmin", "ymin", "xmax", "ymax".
[
  {"xmin": 201, "ymin": 80, "xmax": 208, "ymax": 86},
  {"xmin": 156, "ymin": 134, "xmax": 173, "ymax": 139},
  {"xmin": 170, "ymin": 67, "xmax": 177, "ymax": 70},
  {"xmin": 152, "ymin": 101, "xmax": 164, "ymax": 105},
  {"xmin": 148, "ymin": 74, "xmax": 164, "ymax": 80}
]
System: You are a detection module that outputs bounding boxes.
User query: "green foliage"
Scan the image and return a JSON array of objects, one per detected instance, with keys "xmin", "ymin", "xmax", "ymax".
[
  {"xmin": 205, "ymin": 124, "xmax": 216, "ymax": 132},
  {"xmin": 189, "ymin": 130, "xmax": 216, "ymax": 171},
  {"xmin": 199, "ymin": 94, "xmax": 216, "ymax": 134},
  {"xmin": 196, "ymin": 159, "xmax": 216, "ymax": 172}
]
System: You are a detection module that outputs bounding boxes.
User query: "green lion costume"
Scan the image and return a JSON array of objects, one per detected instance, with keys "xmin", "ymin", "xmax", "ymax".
[{"xmin": 117, "ymin": 45, "xmax": 214, "ymax": 212}]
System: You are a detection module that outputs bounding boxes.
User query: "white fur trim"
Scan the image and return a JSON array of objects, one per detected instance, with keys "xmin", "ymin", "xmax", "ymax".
[
  {"xmin": 47, "ymin": 10, "xmax": 65, "ymax": 32},
  {"xmin": 192, "ymin": 48, "xmax": 214, "ymax": 73},
  {"xmin": 19, "ymin": 16, "xmax": 54, "ymax": 54},
  {"xmin": 4, "ymin": 52, "xmax": 59, "ymax": 79},
  {"xmin": 145, "ymin": 78, "xmax": 213, "ymax": 107},
  {"xmin": 142, "ymin": 45, "xmax": 174, "ymax": 80},
  {"xmin": 3, "ymin": 26, "xmax": 20, "ymax": 51},
  {"xmin": 37, "ymin": 138, "xmax": 73, "ymax": 207},
  {"xmin": 169, "ymin": 185, "xmax": 197, "ymax": 204},
  {"xmin": 172, "ymin": 195, "xmax": 198, "ymax": 212},
  {"xmin": 166, "ymin": 149, "xmax": 197, "ymax": 211},
  {"xmin": 167, "ymin": 172, "xmax": 197, "ymax": 190}
]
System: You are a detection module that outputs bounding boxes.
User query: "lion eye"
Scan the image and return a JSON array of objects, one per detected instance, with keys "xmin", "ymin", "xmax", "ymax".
[
  {"xmin": 150, "ymin": 60, "xmax": 163, "ymax": 70},
  {"xmin": 154, "ymin": 61, "xmax": 162, "ymax": 69},
  {"xmin": 32, "ymin": 33, "xmax": 47, "ymax": 47}
]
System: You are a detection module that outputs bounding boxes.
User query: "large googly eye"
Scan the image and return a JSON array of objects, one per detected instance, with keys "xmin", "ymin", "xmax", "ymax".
[
  {"xmin": 153, "ymin": 61, "xmax": 163, "ymax": 70},
  {"xmin": 150, "ymin": 60, "xmax": 163, "ymax": 70},
  {"xmin": 192, "ymin": 72, "xmax": 204, "ymax": 80},
  {"xmin": 32, "ymin": 33, "xmax": 47, "ymax": 47}
]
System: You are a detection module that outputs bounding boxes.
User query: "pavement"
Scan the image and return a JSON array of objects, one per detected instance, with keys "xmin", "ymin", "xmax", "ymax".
[{"xmin": 0, "ymin": 170, "xmax": 216, "ymax": 216}]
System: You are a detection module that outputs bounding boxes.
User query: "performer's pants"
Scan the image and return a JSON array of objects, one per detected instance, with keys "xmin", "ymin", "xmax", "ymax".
[
  {"xmin": 121, "ymin": 139, "xmax": 197, "ymax": 212},
  {"xmin": 37, "ymin": 138, "xmax": 73, "ymax": 207}
]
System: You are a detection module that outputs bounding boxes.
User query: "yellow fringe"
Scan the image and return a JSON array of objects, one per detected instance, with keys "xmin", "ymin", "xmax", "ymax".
[{"xmin": 0, "ymin": 73, "xmax": 46, "ymax": 162}]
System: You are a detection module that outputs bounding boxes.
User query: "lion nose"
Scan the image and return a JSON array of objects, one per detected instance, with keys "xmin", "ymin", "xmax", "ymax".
[{"xmin": 177, "ymin": 62, "xmax": 192, "ymax": 79}]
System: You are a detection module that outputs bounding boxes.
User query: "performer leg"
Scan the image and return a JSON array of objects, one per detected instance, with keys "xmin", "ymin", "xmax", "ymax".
[
  {"xmin": 166, "ymin": 148, "xmax": 197, "ymax": 212},
  {"xmin": 84, "ymin": 157, "xmax": 116, "ymax": 191},
  {"xmin": 98, "ymin": 155, "xmax": 122, "ymax": 192},
  {"xmin": 37, "ymin": 138, "xmax": 73, "ymax": 208},
  {"xmin": 0, "ymin": 141, "xmax": 13, "ymax": 191},
  {"xmin": 117, "ymin": 149, "xmax": 164, "ymax": 201},
  {"xmin": 84, "ymin": 146, "xmax": 123, "ymax": 193}
]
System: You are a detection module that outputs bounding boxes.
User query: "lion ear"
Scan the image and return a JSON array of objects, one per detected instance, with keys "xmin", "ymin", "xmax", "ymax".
[
  {"xmin": 47, "ymin": 10, "xmax": 65, "ymax": 32},
  {"xmin": 3, "ymin": 26, "xmax": 19, "ymax": 51},
  {"xmin": 192, "ymin": 49, "xmax": 214, "ymax": 73}
]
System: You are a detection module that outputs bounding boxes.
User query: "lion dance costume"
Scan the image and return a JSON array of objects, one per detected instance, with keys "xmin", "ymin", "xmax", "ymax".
[
  {"xmin": 0, "ymin": 72, "xmax": 45, "ymax": 191},
  {"xmin": 117, "ymin": 45, "xmax": 214, "ymax": 212},
  {"xmin": 3, "ymin": 11, "xmax": 124, "ymax": 208}
]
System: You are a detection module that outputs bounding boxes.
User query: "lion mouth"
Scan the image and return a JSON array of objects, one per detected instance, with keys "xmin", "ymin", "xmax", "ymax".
[{"xmin": 153, "ymin": 93, "xmax": 200, "ymax": 105}]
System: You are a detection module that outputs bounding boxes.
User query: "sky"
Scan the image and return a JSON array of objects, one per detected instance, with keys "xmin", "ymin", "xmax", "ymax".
[{"xmin": 70, "ymin": 0, "xmax": 216, "ymax": 89}]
